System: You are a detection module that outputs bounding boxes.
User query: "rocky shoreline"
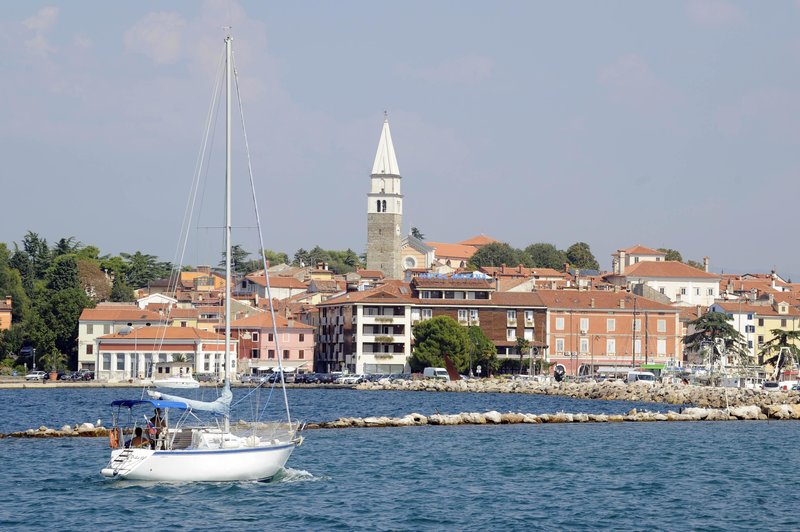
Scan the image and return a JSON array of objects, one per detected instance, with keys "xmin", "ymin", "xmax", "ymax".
[{"xmin": 356, "ymin": 378, "xmax": 800, "ymax": 410}]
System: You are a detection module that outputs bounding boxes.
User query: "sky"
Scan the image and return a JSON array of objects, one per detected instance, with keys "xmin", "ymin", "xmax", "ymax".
[{"xmin": 2, "ymin": 1, "xmax": 800, "ymax": 279}]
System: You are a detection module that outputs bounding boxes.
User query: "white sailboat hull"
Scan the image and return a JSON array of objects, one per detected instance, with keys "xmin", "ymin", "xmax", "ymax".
[{"xmin": 102, "ymin": 441, "xmax": 296, "ymax": 482}]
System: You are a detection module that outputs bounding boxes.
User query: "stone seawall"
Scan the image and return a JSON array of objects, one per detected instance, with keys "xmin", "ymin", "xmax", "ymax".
[{"xmin": 356, "ymin": 378, "xmax": 800, "ymax": 410}]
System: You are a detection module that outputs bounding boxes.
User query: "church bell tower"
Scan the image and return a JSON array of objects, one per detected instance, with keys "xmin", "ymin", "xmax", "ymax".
[{"xmin": 366, "ymin": 114, "xmax": 403, "ymax": 279}]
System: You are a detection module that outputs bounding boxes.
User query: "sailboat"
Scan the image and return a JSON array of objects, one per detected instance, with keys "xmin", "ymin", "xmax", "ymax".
[{"xmin": 101, "ymin": 34, "xmax": 303, "ymax": 482}]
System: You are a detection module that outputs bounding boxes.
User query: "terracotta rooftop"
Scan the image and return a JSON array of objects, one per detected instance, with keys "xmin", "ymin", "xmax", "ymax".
[
  {"xmin": 713, "ymin": 301, "xmax": 800, "ymax": 317},
  {"xmin": 621, "ymin": 261, "xmax": 720, "ymax": 279},
  {"xmin": 80, "ymin": 308, "xmax": 163, "ymax": 322},
  {"xmin": 535, "ymin": 290, "xmax": 679, "ymax": 312},
  {"xmin": 226, "ymin": 313, "xmax": 314, "ymax": 329},
  {"xmin": 425, "ymin": 242, "xmax": 478, "ymax": 261},
  {"xmin": 355, "ymin": 269, "xmax": 386, "ymax": 279},
  {"xmin": 457, "ymin": 234, "xmax": 499, "ymax": 247},
  {"xmin": 245, "ymin": 274, "xmax": 308, "ymax": 289},
  {"xmin": 618, "ymin": 245, "xmax": 666, "ymax": 256}
]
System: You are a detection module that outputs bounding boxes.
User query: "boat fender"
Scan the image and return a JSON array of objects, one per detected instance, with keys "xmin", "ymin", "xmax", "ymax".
[{"xmin": 108, "ymin": 427, "xmax": 121, "ymax": 449}]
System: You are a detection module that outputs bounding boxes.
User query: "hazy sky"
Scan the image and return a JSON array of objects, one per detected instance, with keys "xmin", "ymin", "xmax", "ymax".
[{"xmin": 3, "ymin": 1, "xmax": 800, "ymax": 279}]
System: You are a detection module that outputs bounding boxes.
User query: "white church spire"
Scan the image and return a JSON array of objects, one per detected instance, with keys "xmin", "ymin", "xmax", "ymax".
[{"xmin": 371, "ymin": 112, "xmax": 400, "ymax": 176}]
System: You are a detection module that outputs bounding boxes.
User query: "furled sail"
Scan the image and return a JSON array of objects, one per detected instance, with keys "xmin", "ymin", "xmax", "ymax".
[{"xmin": 148, "ymin": 384, "xmax": 232, "ymax": 417}]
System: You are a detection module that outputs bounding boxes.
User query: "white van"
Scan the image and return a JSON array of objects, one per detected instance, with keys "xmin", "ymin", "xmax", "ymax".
[
  {"xmin": 423, "ymin": 367, "xmax": 450, "ymax": 381},
  {"xmin": 627, "ymin": 371, "xmax": 657, "ymax": 384}
]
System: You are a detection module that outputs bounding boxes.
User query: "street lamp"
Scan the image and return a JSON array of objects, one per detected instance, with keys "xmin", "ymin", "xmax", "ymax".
[{"xmin": 32, "ymin": 348, "xmax": 36, "ymax": 370}]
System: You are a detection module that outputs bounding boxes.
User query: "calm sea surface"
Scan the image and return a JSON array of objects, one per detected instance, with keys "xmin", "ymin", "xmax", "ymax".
[{"xmin": 0, "ymin": 387, "xmax": 797, "ymax": 531}]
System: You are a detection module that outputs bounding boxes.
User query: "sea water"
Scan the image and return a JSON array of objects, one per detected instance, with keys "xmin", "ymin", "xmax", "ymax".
[{"xmin": 0, "ymin": 388, "xmax": 797, "ymax": 530}]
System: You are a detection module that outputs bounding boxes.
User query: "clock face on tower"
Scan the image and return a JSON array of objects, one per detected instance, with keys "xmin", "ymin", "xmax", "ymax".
[{"xmin": 395, "ymin": 224, "xmax": 400, "ymax": 236}]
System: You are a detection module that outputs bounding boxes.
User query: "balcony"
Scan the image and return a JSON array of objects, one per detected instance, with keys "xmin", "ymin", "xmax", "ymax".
[{"xmin": 507, "ymin": 319, "xmax": 517, "ymax": 327}]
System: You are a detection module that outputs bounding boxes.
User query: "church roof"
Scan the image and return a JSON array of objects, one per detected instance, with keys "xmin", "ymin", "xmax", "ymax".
[
  {"xmin": 458, "ymin": 234, "xmax": 498, "ymax": 247},
  {"xmin": 371, "ymin": 115, "xmax": 400, "ymax": 176}
]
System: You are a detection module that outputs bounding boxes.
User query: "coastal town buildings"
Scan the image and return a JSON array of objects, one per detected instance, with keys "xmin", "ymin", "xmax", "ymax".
[
  {"xmin": 606, "ymin": 259, "xmax": 721, "ymax": 307},
  {"xmin": 94, "ymin": 326, "xmax": 235, "ymax": 382},
  {"xmin": 224, "ymin": 313, "xmax": 315, "ymax": 374},
  {"xmin": 78, "ymin": 304, "xmax": 164, "ymax": 371}
]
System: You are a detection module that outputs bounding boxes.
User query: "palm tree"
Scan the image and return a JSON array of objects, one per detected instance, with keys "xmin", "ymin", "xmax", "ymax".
[{"xmin": 758, "ymin": 329, "xmax": 800, "ymax": 380}]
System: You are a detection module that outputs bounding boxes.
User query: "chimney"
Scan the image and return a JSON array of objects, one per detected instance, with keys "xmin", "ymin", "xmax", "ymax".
[
  {"xmin": 696, "ymin": 305, "xmax": 702, "ymax": 319},
  {"xmin": 703, "ymin": 256, "xmax": 709, "ymax": 273},
  {"xmin": 288, "ymin": 319, "xmax": 295, "ymax": 328},
  {"xmin": 500, "ymin": 263, "xmax": 507, "ymax": 274},
  {"xmin": 618, "ymin": 250, "xmax": 626, "ymax": 275},
  {"xmin": 517, "ymin": 264, "xmax": 523, "ymax": 273}
]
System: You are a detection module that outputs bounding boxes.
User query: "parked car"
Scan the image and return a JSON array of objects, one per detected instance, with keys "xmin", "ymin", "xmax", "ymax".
[
  {"xmin": 70, "ymin": 369, "xmax": 94, "ymax": 381},
  {"xmin": 196, "ymin": 373, "xmax": 218, "ymax": 383},
  {"xmin": 25, "ymin": 371, "xmax": 47, "ymax": 381}
]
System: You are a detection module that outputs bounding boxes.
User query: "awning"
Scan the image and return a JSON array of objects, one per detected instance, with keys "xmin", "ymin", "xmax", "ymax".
[
  {"xmin": 640, "ymin": 364, "xmax": 665, "ymax": 370},
  {"xmin": 111, "ymin": 399, "xmax": 189, "ymax": 410}
]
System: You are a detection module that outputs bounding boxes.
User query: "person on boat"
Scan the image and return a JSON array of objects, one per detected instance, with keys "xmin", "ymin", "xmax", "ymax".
[
  {"xmin": 128, "ymin": 427, "xmax": 150, "ymax": 449},
  {"xmin": 150, "ymin": 408, "xmax": 166, "ymax": 430}
]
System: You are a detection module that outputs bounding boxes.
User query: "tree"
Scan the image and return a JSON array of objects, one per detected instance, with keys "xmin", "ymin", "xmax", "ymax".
[
  {"xmin": 657, "ymin": 248, "xmax": 683, "ymax": 262},
  {"xmin": 686, "ymin": 259, "xmax": 704, "ymax": 271},
  {"xmin": 110, "ymin": 276, "xmax": 135, "ymax": 302},
  {"xmin": 758, "ymin": 329, "xmax": 800, "ymax": 380},
  {"xmin": 467, "ymin": 242, "xmax": 530, "ymax": 269},
  {"xmin": 409, "ymin": 316, "xmax": 470, "ymax": 372},
  {"xmin": 11, "ymin": 231, "xmax": 51, "ymax": 298},
  {"xmin": 0, "ymin": 243, "xmax": 30, "ymax": 323},
  {"xmin": 40, "ymin": 348, "xmax": 68, "ymax": 372},
  {"xmin": 684, "ymin": 312, "xmax": 748, "ymax": 377},
  {"xmin": 221, "ymin": 245, "xmax": 258, "ymax": 275},
  {"xmin": 52, "ymin": 237, "xmax": 82, "ymax": 258},
  {"xmin": 262, "ymin": 249, "xmax": 289, "ymax": 267},
  {"xmin": 525, "ymin": 243, "xmax": 567, "ymax": 270},
  {"xmin": 466, "ymin": 325, "xmax": 498, "ymax": 376},
  {"xmin": 515, "ymin": 337, "xmax": 531, "ymax": 374},
  {"xmin": 411, "ymin": 227, "xmax": 425, "ymax": 240},
  {"xmin": 292, "ymin": 248, "xmax": 310, "ymax": 267},
  {"xmin": 565, "ymin": 242, "xmax": 599, "ymax": 270},
  {"xmin": 121, "ymin": 251, "xmax": 160, "ymax": 288},
  {"xmin": 76, "ymin": 258, "xmax": 112, "ymax": 302}
]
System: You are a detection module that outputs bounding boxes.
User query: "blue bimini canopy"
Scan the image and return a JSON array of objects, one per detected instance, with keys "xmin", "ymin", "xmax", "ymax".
[{"xmin": 111, "ymin": 399, "xmax": 190, "ymax": 410}]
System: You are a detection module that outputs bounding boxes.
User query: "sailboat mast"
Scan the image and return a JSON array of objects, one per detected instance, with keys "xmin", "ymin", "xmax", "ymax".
[{"xmin": 224, "ymin": 34, "xmax": 232, "ymax": 390}]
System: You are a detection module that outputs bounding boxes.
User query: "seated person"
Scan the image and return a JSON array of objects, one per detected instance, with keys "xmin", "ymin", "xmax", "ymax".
[{"xmin": 128, "ymin": 427, "xmax": 150, "ymax": 449}]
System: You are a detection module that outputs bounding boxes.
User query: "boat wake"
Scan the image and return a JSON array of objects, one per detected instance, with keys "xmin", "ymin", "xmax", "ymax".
[{"xmin": 271, "ymin": 467, "xmax": 324, "ymax": 484}]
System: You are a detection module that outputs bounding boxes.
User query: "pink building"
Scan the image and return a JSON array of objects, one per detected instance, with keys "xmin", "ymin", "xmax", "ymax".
[{"xmin": 224, "ymin": 313, "xmax": 315, "ymax": 374}]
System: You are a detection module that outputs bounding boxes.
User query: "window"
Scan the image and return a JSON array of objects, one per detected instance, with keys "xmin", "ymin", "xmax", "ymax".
[
  {"xmin": 680, "ymin": 287, "xmax": 687, "ymax": 295},
  {"xmin": 268, "ymin": 333, "xmax": 274, "ymax": 342},
  {"xmin": 102, "ymin": 354, "xmax": 111, "ymax": 370},
  {"xmin": 252, "ymin": 332, "xmax": 259, "ymax": 342},
  {"xmin": 746, "ymin": 325, "xmax": 755, "ymax": 333},
  {"xmin": 283, "ymin": 350, "xmax": 289, "ymax": 359},
  {"xmin": 758, "ymin": 318, "xmax": 764, "ymax": 326},
  {"xmin": 86, "ymin": 344, "xmax": 94, "ymax": 355},
  {"xmin": 707, "ymin": 288, "xmax": 714, "ymax": 296},
  {"xmin": 657, "ymin": 319, "xmax": 666, "ymax": 333},
  {"xmin": 555, "ymin": 338, "xmax": 565, "ymax": 354},
  {"xmin": 633, "ymin": 319, "xmax": 641, "ymax": 332},
  {"xmin": 299, "ymin": 350, "xmax": 304, "ymax": 359},
  {"xmin": 525, "ymin": 310, "xmax": 534, "ymax": 322},
  {"xmin": 299, "ymin": 334, "xmax": 304, "ymax": 342},
  {"xmin": 411, "ymin": 308, "xmax": 421, "ymax": 321},
  {"xmin": 748, "ymin": 340, "xmax": 753, "ymax": 349},
  {"xmin": 659, "ymin": 287, "xmax": 665, "ymax": 294},
  {"xmin": 657, "ymin": 339, "xmax": 667, "ymax": 355},
  {"xmin": 607, "ymin": 318, "xmax": 615, "ymax": 332},
  {"xmin": 507, "ymin": 328, "xmax": 516, "ymax": 341},
  {"xmin": 579, "ymin": 338, "xmax": 589, "ymax": 354},
  {"xmin": 607, "ymin": 339, "xmax": 616, "ymax": 354},
  {"xmin": 695, "ymin": 288, "xmax": 700, "ymax": 296},
  {"xmin": 757, "ymin": 335, "xmax": 764, "ymax": 346},
  {"xmin": 104, "ymin": 324, "xmax": 111, "ymax": 334},
  {"xmin": 268, "ymin": 349, "xmax": 275, "ymax": 359},
  {"xmin": 181, "ymin": 321, "xmax": 187, "ymax": 327},
  {"xmin": 507, "ymin": 310, "xmax": 517, "ymax": 322},
  {"xmin": 251, "ymin": 349, "xmax": 259, "ymax": 359},
  {"xmin": 555, "ymin": 317, "xmax": 564, "ymax": 330},
  {"xmin": 470, "ymin": 309, "xmax": 479, "ymax": 322},
  {"xmin": 422, "ymin": 308, "xmax": 433, "ymax": 320},
  {"xmin": 781, "ymin": 319, "xmax": 787, "ymax": 327},
  {"xmin": 634, "ymin": 339, "xmax": 641, "ymax": 355},
  {"xmin": 580, "ymin": 318, "xmax": 589, "ymax": 332},
  {"xmin": 116, "ymin": 355, "xmax": 125, "ymax": 371},
  {"xmin": 86, "ymin": 324, "xmax": 94, "ymax": 334},
  {"xmin": 458, "ymin": 309, "xmax": 468, "ymax": 322}
]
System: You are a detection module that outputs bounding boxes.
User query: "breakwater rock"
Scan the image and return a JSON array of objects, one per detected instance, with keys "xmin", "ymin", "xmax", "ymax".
[
  {"xmin": 1, "ymin": 422, "xmax": 109, "ymax": 439},
  {"xmin": 305, "ymin": 403, "xmax": 800, "ymax": 429},
  {"xmin": 356, "ymin": 378, "xmax": 800, "ymax": 409}
]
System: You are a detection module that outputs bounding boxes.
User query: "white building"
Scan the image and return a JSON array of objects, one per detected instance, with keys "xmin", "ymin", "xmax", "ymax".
[
  {"xmin": 606, "ymin": 260, "xmax": 721, "ymax": 307},
  {"xmin": 77, "ymin": 305, "xmax": 164, "ymax": 371}
]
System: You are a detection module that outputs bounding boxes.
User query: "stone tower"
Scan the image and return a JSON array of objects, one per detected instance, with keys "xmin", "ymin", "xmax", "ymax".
[{"xmin": 366, "ymin": 115, "xmax": 403, "ymax": 279}]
